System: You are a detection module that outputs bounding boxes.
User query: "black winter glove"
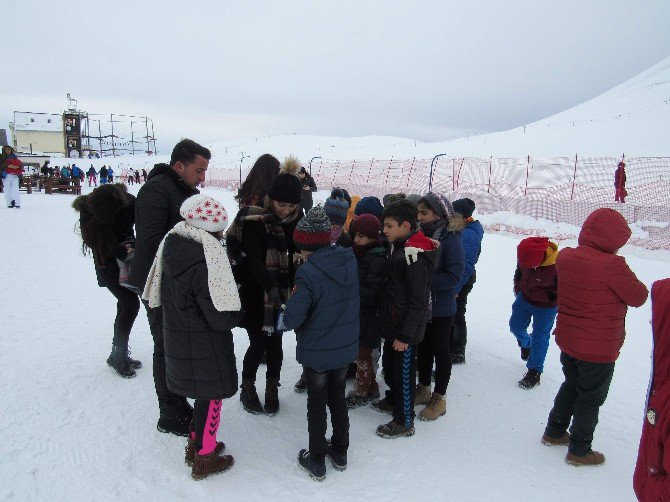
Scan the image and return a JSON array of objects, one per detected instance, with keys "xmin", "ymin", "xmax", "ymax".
[{"xmin": 267, "ymin": 287, "xmax": 282, "ymax": 307}]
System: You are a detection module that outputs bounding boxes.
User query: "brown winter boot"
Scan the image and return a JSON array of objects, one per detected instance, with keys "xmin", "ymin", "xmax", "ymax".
[
  {"xmin": 565, "ymin": 450, "xmax": 606, "ymax": 467},
  {"xmin": 191, "ymin": 451, "xmax": 235, "ymax": 480},
  {"xmin": 185, "ymin": 438, "xmax": 226, "ymax": 467},
  {"xmin": 264, "ymin": 378, "xmax": 281, "ymax": 416},
  {"xmin": 346, "ymin": 348, "xmax": 380, "ymax": 408},
  {"xmin": 415, "ymin": 383, "xmax": 432, "ymax": 406},
  {"xmin": 418, "ymin": 392, "xmax": 446, "ymax": 421},
  {"xmin": 541, "ymin": 432, "xmax": 570, "ymax": 446}
]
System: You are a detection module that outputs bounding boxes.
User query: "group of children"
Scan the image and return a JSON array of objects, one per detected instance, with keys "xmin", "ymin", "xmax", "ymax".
[{"xmin": 135, "ymin": 153, "xmax": 653, "ymax": 483}]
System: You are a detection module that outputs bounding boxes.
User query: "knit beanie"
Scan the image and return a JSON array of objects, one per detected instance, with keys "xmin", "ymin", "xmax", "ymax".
[
  {"xmin": 332, "ymin": 187, "xmax": 351, "ymax": 208},
  {"xmin": 517, "ymin": 236, "xmax": 549, "ymax": 269},
  {"xmin": 405, "ymin": 193, "xmax": 422, "ymax": 205},
  {"xmin": 383, "ymin": 193, "xmax": 406, "ymax": 207},
  {"xmin": 419, "ymin": 192, "xmax": 454, "ymax": 221},
  {"xmin": 180, "ymin": 194, "xmax": 229, "ymax": 232},
  {"xmin": 293, "ymin": 205, "xmax": 332, "ymax": 251},
  {"xmin": 323, "ymin": 189, "xmax": 349, "ymax": 226},
  {"xmin": 267, "ymin": 156, "xmax": 302, "ymax": 204},
  {"xmin": 349, "ymin": 213, "xmax": 381, "ymax": 239},
  {"xmin": 354, "ymin": 196, "xmax": 384, "ymax": 220},
  {"xmin": 452, "ymin": 198, "xmax": 476, "ymax": 218}
]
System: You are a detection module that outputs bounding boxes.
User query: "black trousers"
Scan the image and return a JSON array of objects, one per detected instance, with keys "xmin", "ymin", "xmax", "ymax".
[
  {"xmin": 418, "ymin": 316, "xmax": 453, "ymax": 396},
  {"xmin": 451, "ymin": 271, "xmax": 476, "ymax": 356},
  {"xmin": 142, "ymin": 300, "xmax": 191, "ymax": 418},
  {"xmin": 544, "ymin": 351, "xmax": 615, "ymax": 456},
  {"xmin": 106, "ymin": 281, "xmax": 139, "ymax": 348},
  {"xmin": 241, "ymin": 327, "xmax": 283, "ymax": 382},
  {"xmin": 304, "ymin": 365, "xmax": 349, "ymax": 462},
  {"xmin": 382, "ymin": 339, "xmax": 417, "ymax": 427}
]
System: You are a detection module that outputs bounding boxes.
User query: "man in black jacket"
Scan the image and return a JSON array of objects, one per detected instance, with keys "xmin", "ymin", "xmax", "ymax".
[{"xmin": 129, "ymin": 138, "xmax": 210, "ymax": 436}]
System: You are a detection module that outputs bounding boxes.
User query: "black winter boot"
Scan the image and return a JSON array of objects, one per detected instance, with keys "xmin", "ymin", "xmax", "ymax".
[
  {"xmin": 520, "ymin": 346, "xmax": 531, "ymax": 361},
  {"xmin": 264, "ymin": 378, "xmax": 281, "ymax": 416},
  {"xmin": 240, "ymin": 379, "xmax": 263, "ymax": 415},
  {"xmin": 126, "ymin": 349, "xmax": 142, "ymax": 369},
  {"xmin": 157, "ymin": 415, "xmax": 191, "ymax": 437},
  {"xmin": 294, "ymin": 373, "xmax": 307, "ymax": 393},
  {"xmin": 298, "ymin": 449, "xmax": 326, "ymax": 481},
  {"xmin": 106, "ymin": 345, "xmax": 136, "ymax": 378},
  {"xmin": 326, "ymin": 442, "xmax": 347, "ymax": 471},
  {"xmin": 518, "ymin": 369, "xmax": 541, "ymax": 389}
]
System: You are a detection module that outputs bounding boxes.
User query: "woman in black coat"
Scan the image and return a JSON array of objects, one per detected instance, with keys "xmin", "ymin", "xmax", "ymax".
[
  {"xmin": 230, "ymin": 157, "xmax": 303, "ymax": 417},
  {"xmin": 73, "ymin": 184, "xmax": 141, "ymax": 378}
]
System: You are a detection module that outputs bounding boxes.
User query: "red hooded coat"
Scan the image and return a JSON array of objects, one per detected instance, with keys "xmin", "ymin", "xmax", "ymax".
[
  {"xmin": 634, "ymin": 279, "xmax": 670, "ymax": 501},
  {"xmin": 553, "ymin": 208, "xmax": 648, "ymax": 363}
]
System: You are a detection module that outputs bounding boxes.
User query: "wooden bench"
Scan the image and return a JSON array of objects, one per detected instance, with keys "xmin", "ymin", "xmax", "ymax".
[
  {"xmin": 46, "ymin": 177, "xmax": 81, "ymax": 195},
  {"xmin": 19, "ymin": 176, "xmax": 38, "ymax": 194}
]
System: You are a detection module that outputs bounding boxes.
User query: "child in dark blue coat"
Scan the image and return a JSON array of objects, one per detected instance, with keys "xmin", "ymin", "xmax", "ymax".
[
  {"xmin": 283, "ymin": 206, "xmax": 359, "ymax": 481},
  {"xmin": 451, "ymin": 198, "xmax": 484, "ymax": 364},
  {"xmin": 415, "ymin": 193, "xmax": 465, "ymax": 421}
]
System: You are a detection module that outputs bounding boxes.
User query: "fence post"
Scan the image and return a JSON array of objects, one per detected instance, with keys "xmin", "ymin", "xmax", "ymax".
[
  {"xmin": 428, "ymin": 154, "xmax": 446, "ymax": 192},
  {"xmin": 487, "ymin": 157, "xmax": 492, "ymax": 193},
  {"xmin": 366, "ymin": 159, "xmax": 375, "ymax": 184},
  {"xmin": 570, "ymin": 153, "xmax": 578, "ymax": 201},
  {"xmin": 309, "ymin": 156, "xmax": 321, "ymax": 177},
  {"xmin": 406, "ymin": 157, "xmax": 415, "ymax": 189},
  {"xmin": 524, "ymin": 155, "xmax": 530, "ymax": 196}
]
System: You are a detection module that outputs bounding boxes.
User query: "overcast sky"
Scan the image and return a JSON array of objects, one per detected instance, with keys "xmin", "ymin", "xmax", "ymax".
[{"xmin": 4, "ymin": 0, "xmax": 670, "ymax": 152}]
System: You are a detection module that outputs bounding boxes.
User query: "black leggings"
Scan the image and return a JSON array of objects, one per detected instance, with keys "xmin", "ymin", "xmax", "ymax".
[
  {"xmin": 418, "ymin": 316, "xmax": 454, "ymax": 396},
  {"xmin": 106, "ymin": 281, "xmax": 140, "ymax": 348},
  {"xmin": 242, "ymin": 327, "xmax": 283, "ymax": 382}
]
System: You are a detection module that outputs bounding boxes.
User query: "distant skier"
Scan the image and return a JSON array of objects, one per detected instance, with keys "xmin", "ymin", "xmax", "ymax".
[
  {"xmin": 614, "ymin": 161, "xmax": 627, "ymax": 203},
  {"xmin": 107, "ymin": 167, "xmax": 114, "ymax": 183}
]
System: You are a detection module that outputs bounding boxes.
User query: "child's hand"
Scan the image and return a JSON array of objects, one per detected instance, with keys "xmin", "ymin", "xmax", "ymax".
[{"xmin": 393, "ymin": 339, "xmax": 408, "ymax": 352}]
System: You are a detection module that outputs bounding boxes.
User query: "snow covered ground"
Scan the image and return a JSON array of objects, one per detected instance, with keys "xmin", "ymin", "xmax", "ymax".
[{"xmin": 2, "ymin": 184, "xmax": 668, "ymax": 501}]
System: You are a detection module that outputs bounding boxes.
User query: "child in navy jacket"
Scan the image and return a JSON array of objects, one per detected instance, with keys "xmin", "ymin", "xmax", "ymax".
[{"xmin": 283, "ymin": 206, "xmax": 359, "ymax": 481}]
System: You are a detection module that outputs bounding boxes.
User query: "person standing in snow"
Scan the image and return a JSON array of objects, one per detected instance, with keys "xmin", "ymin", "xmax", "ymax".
[
  {"xmin": 228, "ymin": 157, "xmax": 302, "ymax": 416},
  {"xmin": 345, "ymin": 214, "xmax": 386, "ymax": 409},
  {"xmin": 134, "ymin": 169, "xmax": 141, "ymax": 184},
  {"xmin": 128, "ymin": 168, "xmax": 135, "ymax": 185},
  {"xmin": 127, "ymin": 139, "xmax": 210, "ymax": 437},
  {"xmin": 282, "ymin": 205, "xmax": 359, "ymax": 481},
  {"xmin": 107, "ymin": 166, "xmax": 115, "ymax": 183},
  {"xmin": 614, "ymin": 161, "xmax": 627, "ymax": 203},
  {"xmin": 87, "ymin": 165, "xmax": 98, "ymax": 187},
  {"xmin": 72, "ymin": 183, "xmax": 142, "ymax": 378},
  {"xmin": 372, "ymin": 200, "xmax": 440, "ymax": 438},
  {"xmin": 2, "ymin": 145, "xmax": 24, "ymax": 208},
  {"xmin": 294, "ymin": 189, "xmax": 352, "ymax": 393},
  {"xmin": 509, "ymin": 236, "xmax": 559, "ymax": 390},
  {"xmin": 450, "ymin": 198, "xmax": 483, "ymax": 364},
  {"xmin": 541, "ymin": 208, "xmax": 648, "ymax": 466},
  {"xmin": 142, "ymin": 169, "xmax": 148, "ymax": 183},
  {"xmin": 99, "ymin": 165, "xmax": 108, "ymax": 184},
  {"xmin": 298, "ymin": 166, "xmax": 317, "ymax": 212},
  {"xmin": 634, "ymin": 278, "xmax": 670, "ymax": 500},
  {"xmin": 415, "ymin": 193, "xmax": 465, "ymax": 421},
  {"xmin": 235, "ymin": 153, "xmax": 280, "ymax": 208},
  {"xmin": 143, "ymin": 194, "xmax": 241, "ymax": 480}
]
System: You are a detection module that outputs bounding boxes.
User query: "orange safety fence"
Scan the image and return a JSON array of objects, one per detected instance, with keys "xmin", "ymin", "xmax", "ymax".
[{"xmin": 206, "ymin": 156, "xmax": 670, "ymax": 250}]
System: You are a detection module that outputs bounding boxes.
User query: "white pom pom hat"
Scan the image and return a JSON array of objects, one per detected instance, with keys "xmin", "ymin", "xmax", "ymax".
[{"xmin": 180, "ymin": 194, "xmax": 229, "ymax": 232}]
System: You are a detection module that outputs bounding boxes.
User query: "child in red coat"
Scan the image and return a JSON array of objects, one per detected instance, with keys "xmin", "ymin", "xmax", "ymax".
[{"xmin": 542, "ymin": 208, "xmax": 648, "ymax": 466}]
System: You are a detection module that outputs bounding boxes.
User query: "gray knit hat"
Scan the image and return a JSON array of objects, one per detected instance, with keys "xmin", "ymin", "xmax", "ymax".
[
  {"xmin": 323, "ymin": 189, "xmax": 349, "ymax": 226},
  {"xmin": 293, "ymin": 205, "xmax": 332, "ymax": 251},
  {"xmin": 419, "ymin": 192, "xmax": 454, "ymax": 221},
  {"xmin": 405, "ymin": 193, "xmax": 422, "ymax": 205}
]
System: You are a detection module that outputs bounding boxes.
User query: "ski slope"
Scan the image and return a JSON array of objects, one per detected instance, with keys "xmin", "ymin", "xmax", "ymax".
[{"xmin": 1, "ymin": 185, "xmax": 668, "ymax": 501}]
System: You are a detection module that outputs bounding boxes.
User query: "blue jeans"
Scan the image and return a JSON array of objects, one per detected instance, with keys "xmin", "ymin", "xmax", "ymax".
[{"xmin": 509, "ymin": 294, "xmax": 557, "ymax": 373}]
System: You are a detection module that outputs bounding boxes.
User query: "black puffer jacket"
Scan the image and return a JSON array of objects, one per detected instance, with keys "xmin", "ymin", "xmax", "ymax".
[
  {"xmin": 378, "ymin": 231, "xmax": 440, "ymax": 346},
  {"xmin": 129, "ymin": 163, "xmax": 199, "ymax": 292},
  {"xmin": 161, "ymin": 234, "xmax": 240, "ymax": 400}
]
